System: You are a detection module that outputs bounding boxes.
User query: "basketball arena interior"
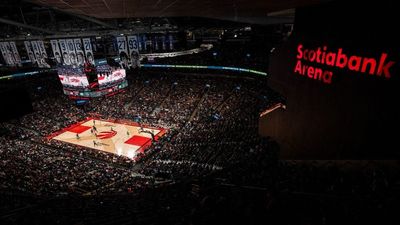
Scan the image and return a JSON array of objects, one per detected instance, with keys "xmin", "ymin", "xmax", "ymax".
[{"xmin": 0, "ymin": 1, "xmax": 399, "ymax": 224}]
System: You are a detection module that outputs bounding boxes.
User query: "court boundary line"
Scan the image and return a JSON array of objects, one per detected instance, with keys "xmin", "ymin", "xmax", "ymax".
[{"xmin": 47, "ymin": 117, "xmax": 168, "ymax": 161}]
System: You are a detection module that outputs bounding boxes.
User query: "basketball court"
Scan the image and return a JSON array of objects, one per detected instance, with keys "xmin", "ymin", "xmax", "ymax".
[{"xmin": 50, "ymin": 118, "xmax": 166, "ymax": 159}]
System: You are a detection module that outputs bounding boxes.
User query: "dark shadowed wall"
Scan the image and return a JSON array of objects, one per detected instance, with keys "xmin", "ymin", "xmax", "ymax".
[{"xmin": 260, "ymin": 1, "xmax": 400, "ymax": 159}]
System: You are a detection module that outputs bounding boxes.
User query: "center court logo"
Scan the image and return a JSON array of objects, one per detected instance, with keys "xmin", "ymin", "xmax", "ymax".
[{"xmin": 96, "ymin": 130, "xmax": 117, "ymax": 139}]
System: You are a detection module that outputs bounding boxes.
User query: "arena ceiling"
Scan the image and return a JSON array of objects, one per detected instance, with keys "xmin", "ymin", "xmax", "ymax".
[{"xmin": 28, "ymin": 0, "xmax": 321, "ymax": 23}]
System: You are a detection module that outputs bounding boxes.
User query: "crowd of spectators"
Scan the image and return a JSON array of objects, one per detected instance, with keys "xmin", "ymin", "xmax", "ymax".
[
  {"xmin": 0, "ymin": 70, "xmax": 277, "ymax": 194},
  {"xmin": 0, "ymin": 70, "xmax": 399, "ymax": 225}
]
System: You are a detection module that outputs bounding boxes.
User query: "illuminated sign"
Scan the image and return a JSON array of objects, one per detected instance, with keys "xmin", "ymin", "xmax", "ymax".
[
  {"xmin": 97, "ymin": 68, "xmax": 126, "ymax": 86},
  {"xmin": 295, "ymin": 44, "xmax": 395, "ymax": 84},
  {"xmin": 63, "ymin": 80, "xmax": 128, "ymax": 98}
]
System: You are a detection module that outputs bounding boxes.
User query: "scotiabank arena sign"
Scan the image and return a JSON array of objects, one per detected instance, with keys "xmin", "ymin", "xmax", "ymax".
[{"xmin": 294, "ymin": 44, "xmax": 395, "ymax": 84}]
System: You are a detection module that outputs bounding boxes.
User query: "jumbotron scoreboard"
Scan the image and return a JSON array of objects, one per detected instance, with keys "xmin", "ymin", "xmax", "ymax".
[{"xmin": 57, "ymin": 64, "xmax": 128, "ymax": 99}]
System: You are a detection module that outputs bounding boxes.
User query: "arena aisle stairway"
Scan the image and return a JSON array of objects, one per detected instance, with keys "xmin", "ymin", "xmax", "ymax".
[{"xmin": 188, "ymin": 87, "xmax": 209, "ymax": 122}]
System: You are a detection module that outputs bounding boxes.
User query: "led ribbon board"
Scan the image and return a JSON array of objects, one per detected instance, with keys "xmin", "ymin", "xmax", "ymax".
[{"xmin": 1, "ymin": 64, "xmax": 267, "ymax": 80}]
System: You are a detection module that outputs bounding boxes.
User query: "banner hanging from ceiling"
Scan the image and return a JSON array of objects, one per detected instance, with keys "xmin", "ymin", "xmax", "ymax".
[
  {"xmin": 74, "ymin": 38, "xmax": 85, "ymax": 66},
  {"xmin": 66, "ymin": 39, "xmax": 77, "ymax": 66},
  {"xmin": 82, "ymin": 38, "xmax": 95, "ymax": 65},
  {"xmin": 24, "ymin": 41, "xmax": 36, "ymax": 65},
  {"xmin": 116, "ymin": 36, "xmax": 128, "ymax": 68},
  {"xmin": 127, "ymin": 35, "xmax": 140, "ymax": 68},
  {"xmin": 50, "ymin": 40, "xmax": 62, "ymax": 65}
]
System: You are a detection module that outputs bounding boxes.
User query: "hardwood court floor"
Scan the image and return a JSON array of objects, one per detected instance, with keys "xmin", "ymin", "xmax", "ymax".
[{"xmin": 52, "ymin": 118, "xmax": 165, "ymax": 159}]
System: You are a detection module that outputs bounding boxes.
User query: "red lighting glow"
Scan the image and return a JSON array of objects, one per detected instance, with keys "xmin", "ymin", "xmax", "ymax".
[{"xmin": 294, "ymin": 44, "xmax": 395, "ymax": 84}]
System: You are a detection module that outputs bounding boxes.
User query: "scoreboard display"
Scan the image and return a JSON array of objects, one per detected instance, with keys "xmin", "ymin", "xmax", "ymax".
[
  {"xmin": 57, "ymin": 65, "xmax": 127, "ymax": 98},
  {"xmin": 58, "ymin": 67, "xmax": 89, "ymax": 88},
  {"xmin": 96, "ymin": 65, "xmax": 126, "ymax": 86},
  {"xmin": 63, "ymin": 80, "xmax": 128, "ymax": 98}
]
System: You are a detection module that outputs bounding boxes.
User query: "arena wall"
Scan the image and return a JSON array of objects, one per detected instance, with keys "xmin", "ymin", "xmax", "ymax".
[{"xmin": 260, "ymin": 1, "xmax": 400, "ymax": 159}]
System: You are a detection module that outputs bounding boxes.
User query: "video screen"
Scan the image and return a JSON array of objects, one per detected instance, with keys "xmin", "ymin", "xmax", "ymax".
[
  {"xmin": 57, "ymin": 66, "xmax": 89, "ymax": 88},
  {"xmin": 96, "ymin": 65, "xmax": 126, "ymax": 86}
]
